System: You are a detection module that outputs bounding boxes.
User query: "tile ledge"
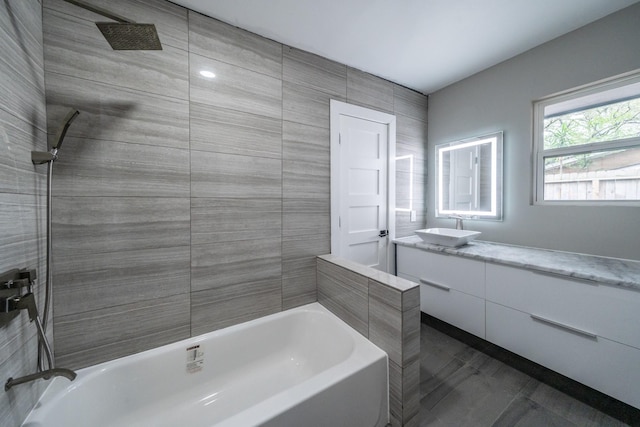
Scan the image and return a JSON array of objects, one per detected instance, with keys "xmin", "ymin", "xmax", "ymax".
[{"xmin": 317, "ymin": 254, "xmax": 418, "ymax": 292}]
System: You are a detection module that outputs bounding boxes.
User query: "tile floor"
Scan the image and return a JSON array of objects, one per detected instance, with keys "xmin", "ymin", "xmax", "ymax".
[{"xmin": 419, "ymin": 319, "xmax": 638, "ymax": 426}]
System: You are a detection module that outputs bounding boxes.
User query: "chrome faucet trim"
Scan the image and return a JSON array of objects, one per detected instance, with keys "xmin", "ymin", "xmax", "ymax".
[
  {"xmin": 5, "ymin": 368, "xmax": 77, "ymax": 391},
  {"xmin": 449, "ymin": 215, "xmax": 464, "ymax": 230}
]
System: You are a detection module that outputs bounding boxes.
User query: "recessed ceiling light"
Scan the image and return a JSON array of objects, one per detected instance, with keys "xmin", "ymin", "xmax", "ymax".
[{"xmin": 200, "ymin": 70, "xmax": 216, "ymax": 78}]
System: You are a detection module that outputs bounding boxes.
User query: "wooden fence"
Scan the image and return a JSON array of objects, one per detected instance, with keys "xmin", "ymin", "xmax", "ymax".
[{"xmin": 545, "ymin": 171, "xmax": 640, "ymax": 200}]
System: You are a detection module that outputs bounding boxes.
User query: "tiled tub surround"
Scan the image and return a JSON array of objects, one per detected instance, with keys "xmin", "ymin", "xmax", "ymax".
[
  {"xmin": 395, "ymin": 236, "xmax": 640, "ymax": 412},
  {"xmin": 317, "ymin": 255, "xmax": 420, "ymax": 427},
  {"xmin": 0, "ymin": 0, "xmax": 51, "ymax": 425},
  {"xmin": 38, "ymin": 0, "xmax": 428, "ymax": 372},
  {"xmin": 1, "ymin": 0, "xmax": 426, "ymax": 423}
]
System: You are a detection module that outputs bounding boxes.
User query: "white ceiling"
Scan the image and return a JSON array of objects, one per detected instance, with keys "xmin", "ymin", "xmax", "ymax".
[{"xmin": 171, "ymin": 0, "xmax": 639, "ymax": 94}]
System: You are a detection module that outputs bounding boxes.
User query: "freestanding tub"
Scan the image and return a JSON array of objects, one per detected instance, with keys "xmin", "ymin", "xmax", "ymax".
[{"xmin": 22, "ymin": 303, "xmax": 388, "ymax": 427}]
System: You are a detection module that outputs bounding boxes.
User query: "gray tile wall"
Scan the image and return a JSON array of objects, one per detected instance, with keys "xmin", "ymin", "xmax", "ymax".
[
  {"xmin": 317, "ymin": 255, "xmax": 421, "ymax": 427},
  {"xmin": 37, "ymin": 0, "xmax": 427, "ymax": 371},
  {"xmin": 0, "ymin": 1, "xmax": 49, "ymax": 425},
  {"xmin": 43, "ymin": 0, "xmax": 192, "ymax": 370}
]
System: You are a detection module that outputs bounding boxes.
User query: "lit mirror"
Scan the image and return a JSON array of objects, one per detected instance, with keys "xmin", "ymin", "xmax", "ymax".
[{"xmin": 435, "ymin": 131, "xmax": 503, "ymax": 220}]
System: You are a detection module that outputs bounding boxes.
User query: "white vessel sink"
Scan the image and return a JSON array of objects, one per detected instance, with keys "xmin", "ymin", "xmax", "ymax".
[{"xmin": 415, "ymin": 228, "xmax": 481, "ymax": 247}]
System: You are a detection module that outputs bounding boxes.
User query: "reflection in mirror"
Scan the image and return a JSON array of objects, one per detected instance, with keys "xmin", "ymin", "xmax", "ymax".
[
  {"xmin": 396, "ymin": 154, "xmax": 414, "ymax": 213},
  {"xmin": 436, "ymin": 132, "xmax": 503, "ymax": 220}
]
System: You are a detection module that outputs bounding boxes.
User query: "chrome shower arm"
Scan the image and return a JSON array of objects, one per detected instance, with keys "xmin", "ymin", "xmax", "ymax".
[{"xmin": 62, "ymin": 0, "xmax": 133, "ymax": 23}]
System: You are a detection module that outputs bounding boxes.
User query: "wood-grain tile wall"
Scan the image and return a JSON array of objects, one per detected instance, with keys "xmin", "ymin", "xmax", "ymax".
[
  {"xmin": 1, "ymin": 1, "xmax": 49, "ymax": 424},
  {"xmin": 43, "ymin": 0, "xmax": 192, "ymax": 369},
  {"xmin": 35, "ymin": 0, "xmax": 427, "ymax": 371},
  {"xmin": 317, "ymin": 255, "xmax": 421, "ymax": 427}
]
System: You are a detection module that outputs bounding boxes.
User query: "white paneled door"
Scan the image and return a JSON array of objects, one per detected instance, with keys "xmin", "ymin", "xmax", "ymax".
[{"xmin": 330, "ymin": 100, "xmax": 396, "ymax": 272}]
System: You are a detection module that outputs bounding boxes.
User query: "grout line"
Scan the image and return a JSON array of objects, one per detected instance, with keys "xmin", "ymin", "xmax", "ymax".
[
  {"xmin": 186, "ymin": 7, "xmax": 193, "ymax": 339},
  {"xmin": 280, "ymin": 43, "xmax": 284, "ymax": 311},
  {"xmin": 489, "ymin": 393, "xmax": 521, "ymax": 426}
]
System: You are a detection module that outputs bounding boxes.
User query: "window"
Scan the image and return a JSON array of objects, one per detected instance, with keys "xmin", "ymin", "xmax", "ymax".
[{"xmin": 533, "ymin": 71, "xmax": 640, "ymax": 205}]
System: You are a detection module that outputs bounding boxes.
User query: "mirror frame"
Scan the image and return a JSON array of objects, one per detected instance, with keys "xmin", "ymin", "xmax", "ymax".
[{"xmin": 435, "ymin": 131, "xmax": 503, "ymax": 220}]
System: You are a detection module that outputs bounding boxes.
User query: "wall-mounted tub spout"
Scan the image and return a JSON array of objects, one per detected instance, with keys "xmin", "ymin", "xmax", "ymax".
[
  {"xmin": 1, "ymin": 270, "xmax": 77, "ymax": 391},
  {"xmin": 5, "ymin": 368, "xmax": 77, "ymax": 391},
  {"xmin": 1, "ymin": 291, "xmax": 77, "ymax": 391}
]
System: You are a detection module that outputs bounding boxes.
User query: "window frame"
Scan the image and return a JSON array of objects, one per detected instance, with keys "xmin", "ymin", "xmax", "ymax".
[{"xmin": 532, "ymin": 70, "xmax": 640, "ymax": 206}]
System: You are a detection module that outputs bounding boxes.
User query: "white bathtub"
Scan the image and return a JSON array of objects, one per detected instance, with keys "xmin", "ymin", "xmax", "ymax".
[{"xmin": 22, "ymin": 303, "xmax": 388, "ymax": 427}]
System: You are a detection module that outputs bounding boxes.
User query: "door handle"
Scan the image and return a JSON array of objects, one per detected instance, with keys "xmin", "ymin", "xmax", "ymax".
[{"xmin": 378, "ymin": 230, "xmax": 388, "ymax": 238}]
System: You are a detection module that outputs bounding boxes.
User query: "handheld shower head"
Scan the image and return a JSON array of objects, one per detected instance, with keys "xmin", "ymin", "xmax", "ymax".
[
  {"xmin": 52, "ymin": 109, "xmax": 80, "ymax": 151},
  {"xmin": 32, "ymin": 108, "xmax": 80, "ymax": 164}
]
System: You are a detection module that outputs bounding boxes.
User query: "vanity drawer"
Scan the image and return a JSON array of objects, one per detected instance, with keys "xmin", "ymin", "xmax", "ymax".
[
  {"xmin": 399, "ymin": 272, "xmax": 485, "ymax": 339},
  {"xmin": 486, "ymin": 263, "xmax": 640, "ymax": 349},
  {"xmin": 486, "ymin": 302, "xmax": 640, "ymax": 409},
  {"xmin": 396, "ymin": 246, "xmax": 485, "ymax": 298}
]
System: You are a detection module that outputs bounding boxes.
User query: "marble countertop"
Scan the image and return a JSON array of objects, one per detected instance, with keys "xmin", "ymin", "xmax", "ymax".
[{"xmin": 394, "ymin": 236, "xmax": 640, "ymax": 291}]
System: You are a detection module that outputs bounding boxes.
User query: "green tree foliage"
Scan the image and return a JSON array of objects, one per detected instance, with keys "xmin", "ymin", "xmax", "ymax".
[{"xmin": 544, "ymin": 97, "xmax": 640, "ymax": 150}]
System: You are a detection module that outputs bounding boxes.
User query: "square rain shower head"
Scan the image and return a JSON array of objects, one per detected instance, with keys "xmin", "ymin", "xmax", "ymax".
[{"xmin": 96, "ymin": 22, "xmax": 162, "ymax": 50}]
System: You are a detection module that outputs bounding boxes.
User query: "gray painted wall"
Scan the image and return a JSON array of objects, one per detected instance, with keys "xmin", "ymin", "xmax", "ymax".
[
  {"xmin": 427, "ymin": 3, "xmax": 640, "ymax": 261},
  {"xmin": 0, "ymin": 0, "xmax": 50, "ymax": 424},
  {"xmin": 40, "ymin": 0, "xmax": 427, "ymax": 372}
]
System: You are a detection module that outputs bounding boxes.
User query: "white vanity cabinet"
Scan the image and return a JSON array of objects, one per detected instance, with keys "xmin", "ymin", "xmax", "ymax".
[
  {"xmin": 485, "ymin": 263, "xmax": 640, "ymax": 409},
  {"xmin": 395, "ymin": 240, "xmax": 640, "ymax": 410},
  {"xmin": 396, "ymin": 245, "xmax": 486, "ymax": 338}
]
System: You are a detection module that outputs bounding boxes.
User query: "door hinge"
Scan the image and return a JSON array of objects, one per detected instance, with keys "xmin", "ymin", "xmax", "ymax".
[{"xmin": 378, "ymin": 229, "xmax": 389, "ymax": 238}]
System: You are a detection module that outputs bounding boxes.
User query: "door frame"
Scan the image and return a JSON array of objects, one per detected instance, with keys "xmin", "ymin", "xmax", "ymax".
[{"xmin": 329, "ymin": 99, "xmax": 396, "ymax": 272}]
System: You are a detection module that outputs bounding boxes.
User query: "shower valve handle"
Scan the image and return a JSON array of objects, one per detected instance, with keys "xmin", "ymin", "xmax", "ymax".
[
  {"xmin": 0, "ymin": 293, "xmax": 39, "ymax": 322},
  {"xmin": 15, "ymin": 293, "xmax": 39, "ymax": 322},
  {"xmin": 1, "ymin": 279, "xmax": 30, "ymax": 289},
  {"xmin": 0, "ymin": 268, "xmax": 36, "ymax": 290},
  {"xmin": 1, "ymin": 295, "xmax": 20, "ymax": 313}
]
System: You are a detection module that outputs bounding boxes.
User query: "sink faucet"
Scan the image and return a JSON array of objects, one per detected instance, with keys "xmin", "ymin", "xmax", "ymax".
[{"xmin": 449, "ymin": 215, "xmax": 464, "ymax": 230}]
